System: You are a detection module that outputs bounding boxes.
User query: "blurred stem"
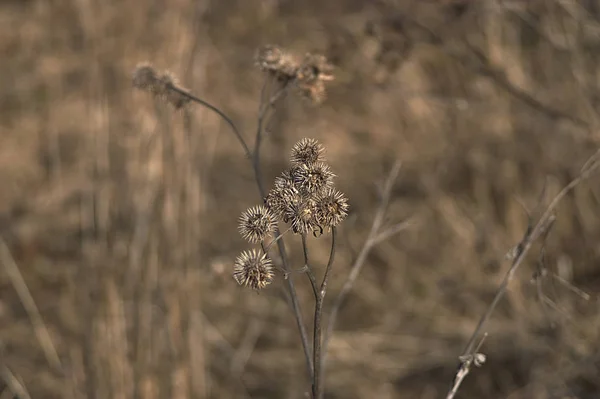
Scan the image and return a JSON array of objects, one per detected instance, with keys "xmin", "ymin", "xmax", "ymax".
[
  {"xmin": 166, "ymin": 83, "xmax": 252, "ymax": 159},
  {"xmin": 253, "ymin": 79, "xmax": 289, "ymax": 196}
]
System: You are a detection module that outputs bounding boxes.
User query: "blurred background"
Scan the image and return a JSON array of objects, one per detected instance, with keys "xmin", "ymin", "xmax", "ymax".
[{"xmin": 1, "ymin": 0, "xmax": 600, "ymax": 398}]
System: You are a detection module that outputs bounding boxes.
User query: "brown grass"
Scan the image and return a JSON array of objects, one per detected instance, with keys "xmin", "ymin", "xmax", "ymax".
[{"xmin": 1, "ymin": 0, "xmax": 600, "ymax": 398}]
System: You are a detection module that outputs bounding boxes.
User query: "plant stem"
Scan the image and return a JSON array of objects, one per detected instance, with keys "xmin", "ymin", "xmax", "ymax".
[{"xmin": 313, "ymin": 227, "xmax": 336, "ymax": 399}]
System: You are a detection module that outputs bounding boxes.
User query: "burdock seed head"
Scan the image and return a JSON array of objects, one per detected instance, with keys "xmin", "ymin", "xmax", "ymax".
[
  {"xmin": 292, "ymin": 162, "xmax": 335, "ymax": 197},
  {"xmin": 132, "ymin": 63, "xmax": 191, "ymax": 109},
  {"xmin": 296, "ymin": 53, "xmax": 335, "ymax": 84},
  {"xmin": 238, "ymin": 205, "xmax": 277, "ymax": 243},
  {"xmin": 290, "ymin": 138, "xmax": 325, "ymax": 166},
  {"xmin": 315, "ymin": 188, "xmax": 349, "ymax": 228},
  {"xmin": 265, "ymin": 170, "xmax": 300, "ymax": 221},
  {"xmin": 132, "ymin": 63, "xmax": 159, "ymax": 91},
  {"xmin": 233, "ymin": 249, "xmax": 274, "ymax": 290},
  {"xmin": 255, "ymin": 45, "xmax": 299, "ymax": 81},
  {"xmin": 295, "ymin": 52, "xmax": 334, "ymax": 104},
  {"xmin": 285, "ymin": 198, "xmax": 319, "ymax": 235}
]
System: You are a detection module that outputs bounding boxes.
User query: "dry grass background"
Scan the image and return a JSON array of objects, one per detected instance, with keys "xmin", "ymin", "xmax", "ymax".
[{"xmin": 1, "ymin": 0, "xmax": 600, "ymax": 398}]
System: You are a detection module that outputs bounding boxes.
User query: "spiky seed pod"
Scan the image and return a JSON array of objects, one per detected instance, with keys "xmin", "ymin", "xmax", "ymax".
[
  {"xmin": 238, "ymin": 205, "xmax": 277, "ymax": 243},
  {"xmin": 286, "ymin": 198, "xmax": 319, "ymax": 235},
  {"xmin": 255, "ymin": 45, "xmax": 299, "ymax": 81},
  {"xmin": 292, "ymin": 162, "xmax": 335, "ymax": 197},
  {"xmin": 233, "ymin": 249, "xmax": 274, "ymax": 290},
  {"xmin": 315, "ymin": 188, "xmax": 349, "ymax": 228},
  {"xmin": 265, "ymin": 170, "xmax": 301, "ymax": 221},
  {"xmin": 290, "ymin": 138, "xmax": 325, "ymax": 166},
  {"xmin": 265, "ymin": 188, "xmax": 300, "ymax": 223}
]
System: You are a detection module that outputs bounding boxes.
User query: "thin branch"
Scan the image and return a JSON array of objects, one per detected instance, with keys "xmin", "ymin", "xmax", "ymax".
[
  {"xmin": 0, "ymin": 239, "xmax": 63, "ymax": 375},
  {"xmin": 253, "ymin": 82, "xmax": 290, "ymax": 197},
  {"xmin": 446, "ymin": 149, "xmax": 600, "ymax": 399},
  {"xmin": 167, "ymin": 83, "xmax": 252, "ymax": 159}
]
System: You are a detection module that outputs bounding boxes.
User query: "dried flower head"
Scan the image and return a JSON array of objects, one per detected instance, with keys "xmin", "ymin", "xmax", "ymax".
[
  {"xmin": 265, "ymin": 170, "xmax": 299, "ymax": 218},
  {"xmin": 296, "ymin": 53, "xmax": 335, "ymax": 84},
  {"xmin": 233, "ymin": 249, "xmax": 274, "ymax": 290},
  {"xmin": 238, "ymin": 205, "xmax": 277, "ymax": 243},
  {"xmin": 290, "ymin": 138, "xmax": 325, "ymax": 166},
  {"xmin": 155, "ymin": 71, "xmax": 191, "ymax": 109},
  {"xmin": 255, "ymin": 45, "xmax": 299, "ymax": 81},
  {"xmin": 315, "ymin": 188, "xmax": 349, "ymax": 228},
  {"xmin": 292, "ymin": 163, "xmax": 335, "ymax": 196},
  {"xmin": 293, "ymin": 53, "xmax": 334, "ymax": 104},
  {"xmin": 132, "ymin": 64, "xmax": 191, "ymax": 109},
  {"xmin": 297, "ymin": 80, "xmax": 327, "ymax": 105},
  {"xmin": 285, "ymin": 198, "xmax": 319, "ymax": 235},
  {"xmin": 132, "ymin": 63, "xmax": 159, "ymax": 91}
]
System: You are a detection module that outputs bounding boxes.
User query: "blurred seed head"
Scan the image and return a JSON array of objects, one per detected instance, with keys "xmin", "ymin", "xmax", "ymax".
[
  {"xmin": 290, "ymin": 138, "xmax": 325, "ymax": 166},
  {"xmin": 295, "ymin": 53, "xmax": 334, "ymax": 104},
  {"xmin": 255, "ymin": 45, "xmax": 299, "ymax": 81},
  {"xmin": 233, "ymin": 249, "xmax": 274, "ymax": 290},
  {"xmin": 315, "ymin": 188, "xmax": 349, "ymax": 228},
  {"xmin": 132, "ymin": 63, "xmax": 190, "ymax": 109},
  {"xmin": 296, "ymin": 53, "xmax": 335, "ymax": 84},
  {"xmin": 297, "ymin": 80, "xmax": 327, "ymax": 105},
  {"xmin": 132, "ymin": 63, "xmax": 159, "ymax": 91},
  {"xmin": 238, "ymin": 205, "xmax": 277, "ymax": 243},
  {"xmin": 292, "ymin": 162, "xmax": 335, "ymax": 197}
]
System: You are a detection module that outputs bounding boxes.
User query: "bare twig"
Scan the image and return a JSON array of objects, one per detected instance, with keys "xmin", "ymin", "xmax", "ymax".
[
  {"xmin": 446, "ymin": 149, "xmax": 600, "ymax": 399},
  {"xmin": 0, "ymin": 239, "xmax": 63, "ymax": 375},
  {"xmin": 166, "ymin": 83, "xmax": 252, "ymax": 159}
]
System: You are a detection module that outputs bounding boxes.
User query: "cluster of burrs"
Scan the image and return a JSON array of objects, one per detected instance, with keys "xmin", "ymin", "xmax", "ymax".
[
  {"xmin": 234, "ymin": 138, "xmax": 349, "ymax": 290},
  {"xmin": 255, "ymin": 45, "xmax": 335, "ymax": 104}
]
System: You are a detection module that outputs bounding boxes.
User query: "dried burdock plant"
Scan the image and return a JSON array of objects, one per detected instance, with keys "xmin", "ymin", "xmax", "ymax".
[
  {"xmin": 132, "ymin": 46, "xmax": 410, "ymax": 399},
  {"xmin": 314, "ymin": 188, "xmax": 349, "ymax": 229},
  {"xmin": 233, "ymin": 249, "xmax": 274, "ymax": 290},
  {"xmin": 255, "ymin": 45, "xmax": 300, "ymax": 82},
  {"xmin": 295, "ymin": 53, "xmax": 335, "ymax": 104},
  {"xmin": 291, "ymin": 162, "xmax": 336, "ymax": 197},
  {"xmin": 290, "ymin": 137, "xmax": 325, "ymax": 166},
  {"xmin": 238, "ymin": 205, "xmax": 277, "ymax": 243},
  {"xmin": 132, "ymin": 63, "xmax": 191, "ymax": 109}
]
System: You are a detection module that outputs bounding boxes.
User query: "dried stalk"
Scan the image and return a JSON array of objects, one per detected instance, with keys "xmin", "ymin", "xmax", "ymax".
[{"xmin": 0, "ymin": 239, "xmax": 63, "ymax": 375}]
